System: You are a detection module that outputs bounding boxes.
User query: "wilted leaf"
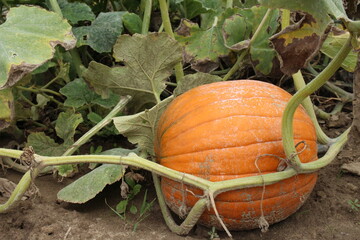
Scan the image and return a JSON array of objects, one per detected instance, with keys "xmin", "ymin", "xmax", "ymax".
[
  {"xmin": 27, "ymin": 132, "xmax": 68, "ymax": 156},
  {"xmin": 174, "ymin": 72, "xmax": 221, "ymax": 96},
  {"xmin": 73, "ymin": 11, "xmax": 126, "ymax": 52},
  {"xmin": 55, "ymin": 111, "xmax": 83, "ymax": 143},
  {"xmin": 122, "ymin": 12, "xmax": 142, "ymax": 34},
  {"xmin": 60, "ymin": 78, "xmax": 120, "ymax": 108},
  {"xmin": 320, "ymin": 29, "xmax": 358, "ymax": 72},
  {"xmin": 0, "ymin": 6, "xmax": 76, "ymax": 89},
  {"xmin": 0, "ymin": 89, "xmax": 14, "ymax": 130},
  {"xmin": 270, "ymin": 14, "xmax": 325, "ymax": 75},
  {"xmin": 259, "ymin": 0, "xmax": 348, "ymax": 75},
  {"xmin": 57, "ymin": 148, "xmax": 136, "ymax": 203},
  {"xmin": 83, "ymin": 33, "xmax": 182, "ymax": 103},
  {"xmin": 113, "ymin": 97, "xmax": 173, "ymax": 156},
  {"xmin": 59, "ymin": 0, "xmax": 95, "ymax": 24}
]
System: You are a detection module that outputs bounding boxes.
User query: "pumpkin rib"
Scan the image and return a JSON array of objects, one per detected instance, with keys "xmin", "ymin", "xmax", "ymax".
[
  {"xmin": 158, "ymin": 96, "xmax": 312, "ymax": 139},
  {"xmin": 158, "ymin": 117, "xmax": 315, "ymax": 152},
  {"xmin": 159, "ymin": 138, "xmax": 317, "ymax": 160}
]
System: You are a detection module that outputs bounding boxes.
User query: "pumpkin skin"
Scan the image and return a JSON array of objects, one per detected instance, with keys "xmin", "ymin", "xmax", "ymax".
[{"xmin": 155, "ymin": 80, "xmax": 318, "ymax": 231}]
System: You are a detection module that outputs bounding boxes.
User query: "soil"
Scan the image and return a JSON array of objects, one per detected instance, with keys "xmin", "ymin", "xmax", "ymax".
[{"xmin": 0, "ymin": 115, "xmax": 360, "ymax": 240}]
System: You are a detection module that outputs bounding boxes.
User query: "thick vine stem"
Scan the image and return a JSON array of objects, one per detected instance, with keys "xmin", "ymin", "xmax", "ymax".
[
  {"xmin": 141, "ymin": 0, "xmax": 152, "ymax": 34},
  {"xmin": 152, "ymin": 173, "xmax": 208, "ymax": 235},
  {"xmin": 281, "ymin": 36, "xmax": 352, "ymax": 169},
  {"xmin": 158, "ymin": 0, "xmax": 184, "ymax": 84},
  {"xmin": 281, "ymin": 9, "xmax": 331, "ymax": 144}
]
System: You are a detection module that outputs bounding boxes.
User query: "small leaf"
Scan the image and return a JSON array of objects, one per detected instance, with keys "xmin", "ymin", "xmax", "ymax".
[
  {"xmin": 122, "ymin": 12, "xmax": 142, "ymax": 34},
  {"xmin": 56, "ymin": 164, "xmax": 78, "ymax": 178},
  {"xmin": 320, "ymin": 29, "xmax": 358, "ymax": 72},
  {"xmin": 27, "ymin": 132, "xmax": 68, "ymax": 156},
  {"xmin": 72, "ymin": 12, "xmax": 126, "ymax": 53},
  {"xmin": 55, "ymin": 110, "xmax": 83, "ymax": 143},
  {"xmin": 113, "ymin": 97, "xmax": 173, "ymax": 156},
  {"xmin": 0, "ymin": 6, "xmax": 76, "ymax": 89},
  {"xmin": 83, "ymin": 33, "xmax": 182, "ymax": 103},
  {"xmin": 130, "ymin": 205, "xmax": 138, "ymax": 214},
  {"xmin": 174, "ymin": 72, "xmax": 222, "ymax": 96},
  {"xmin": 58, "ymin": 0, "xmax": 95, "ymax": 24},
  {"xmin": 0, "ymin": 88, "xmax": 14, "ymax": 130},
  {"xmin": 60, "ymin": 78, "xmax": 120, "ymax": 108},
  {"xmin": 116, "ymin": 200, "xmax": 128, "ymax": 214},
  {"xmin": 60, "ymin": 78, "xmax": 97, "ymax": 108}
]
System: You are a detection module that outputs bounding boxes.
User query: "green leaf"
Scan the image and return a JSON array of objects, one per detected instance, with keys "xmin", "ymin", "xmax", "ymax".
[
  {"xmin": 58, "ymin": 0, "xmax": 95, "ymax": 24},
  {"xmin": 57, "ymin": 163, "xmax": 126, "ymax": 203},
  {"xmin": 116, "ymin": 200, "xmax": 128, "ymax": 214},
  {"xmin": 175, "ymin": 0, "xmax": 214, "ymax": 19},
  {"xmin": 57, "ymin": 164, "xmax": 78, "ymax": 178},
  {"xmin": 122, "ymin": 12, "xmax": 142, "ymax": 34},
  {"xmin": 60, "ymin": 78, "xmax": 97, "ymax": 108},
  {"xmin": 249, "ymin": 7, "xmax": 279, "ymax": 75},
  {"xmin": 72, "ymin": 11, "xmax": 126, "ymax": 53},
  {"xmin": 0, "ymin": 89, "xmax": 14, "ymax": 130},
  {"xmin": 320, "ymin": 30, "xmax": 358, "ymax": 72},
  {"xmin": 175, "ymin": 8, "xmax": 241, "ymax": 72},
  {"xmin": 174, "ymin": 72, "xmax": 222, "ymax": 96},
  {"xmin": 57, "ymin": 148, "xmax": 136, "ymax": 203},
  {"xmin": 0, "ymin": 6, "xmax": 76, "ymax": 89},
  {"xmin": 27, "ymin": 132, "xmax": 68, "ymax": 156},
  {"xmin": 222, "ymin": 14, "xmax": 252, "ymax": 49},
  {"xmin": 83, "ymin": 33, "xmax": 182, "ymax": 103},
  {"xmin": 130, "ymin": 205, "xmax": 138, "ymax": 214},
  {"xmin": 113, "ymin": 97, "xmax": 173, "ymax": 156},
  {"xmin": 59, "ymin": 78, "xmax": 120, "ymax": 108},
  {"xmin": 55, "ymin": 111, "xmax": 83, "ymax": 143}
]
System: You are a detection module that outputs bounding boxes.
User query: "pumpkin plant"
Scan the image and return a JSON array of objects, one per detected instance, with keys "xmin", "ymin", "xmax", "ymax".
[{"xmin": 0, "ymin": 0, "xmax": 358, "ymax": 238}]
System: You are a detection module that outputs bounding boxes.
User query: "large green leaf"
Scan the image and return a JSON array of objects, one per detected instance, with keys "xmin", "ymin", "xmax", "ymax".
[
  {"xmin": 0, "ymin": 89, "xmax": 14, "ymax": 130},
  {"xmin": 259, "ymin": 0, "xmax": 348, "ymax": 75},
  {"xmin": 57, "ymin": 148, "xmax": 137, "ymax": 203},
  {"xmin": 83, "ymin": 33, "xmax": 182, "ymax": 103},
  {"xmin": 0, "ymin": 6, "xmax": 76, "ymax": 89},
  {"xmin": 72, "ymin": 11, "xmax": 126, "ymax": 53},
  {"xmin": 175, "ymin": 8, "xmax": 240, "ymax": 72},
  {"xmin": 113, "ymin": 97, "xmax": 173, "ymax": 156},
  {"xmin": 59, "ymin": 0, "xmax": 95, "ymax": 24}
]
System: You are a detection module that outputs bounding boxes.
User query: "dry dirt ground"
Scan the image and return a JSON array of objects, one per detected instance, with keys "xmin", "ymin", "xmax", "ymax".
[{"xmin": 0, "ymin": 117, "xmax": 360, "ymax": 240}]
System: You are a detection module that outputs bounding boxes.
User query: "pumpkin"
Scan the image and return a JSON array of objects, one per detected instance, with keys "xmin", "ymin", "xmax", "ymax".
[{"xmin": 154, "ymin": 80, "xmax": 318, "ymax": 231}]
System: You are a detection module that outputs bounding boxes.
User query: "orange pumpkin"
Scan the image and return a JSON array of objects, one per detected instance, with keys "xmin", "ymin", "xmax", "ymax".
[{"xmin": 155, "ymin": 80, "xmax": 318, "ymax": 230}]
